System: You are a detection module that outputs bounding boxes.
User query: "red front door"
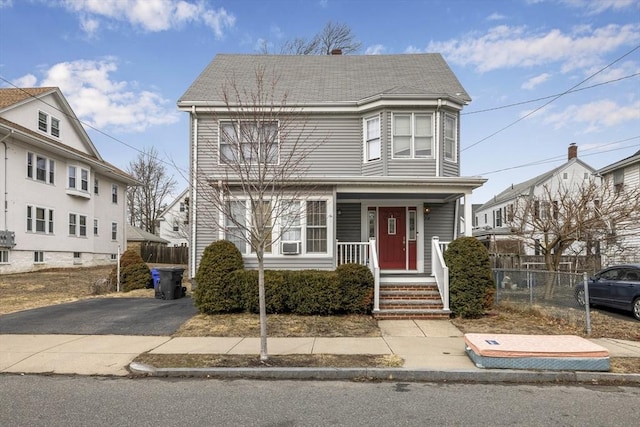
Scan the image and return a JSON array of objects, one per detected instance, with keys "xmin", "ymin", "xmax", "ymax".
[{"xmin": 378, "ymin": 207, "xmax": 406, "ymax": 269}]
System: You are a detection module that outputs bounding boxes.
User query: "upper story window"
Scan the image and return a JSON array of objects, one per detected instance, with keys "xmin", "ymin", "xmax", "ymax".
[
  {"xmin": 37, "ymin": 111, "xmax": 60, "ymax": 138},
  {"xmin": 444, "ymin": 113, "xmax": 458, "ymax": 162},
  {"xmin": 613, "ymin": 169, "xmax": 624, "ymax": 193},
  {"xmin": 26, "ymin": 152, "xmax": 55, "ymax": 184},
  {"xmin": 27, "ymin": 205, "xmax": 54, "ymax": 234},
  {"xmin": 67, "ymin": 166, "xmax": 90, "ymax": 192},
  {"xmin": 219, "ymin": 120, "xmax": 279, "ymax": 164},
  {"xmin": 364, "ymin": 115, "xmax": 381, "ymax": 162},
  {"xmin": 112, "ymin": 184, "xmax": 119, "ymax": 204},
  {"xmin": 392, "ymin": 113, "xmax": 433, "ymax": 159},
  {"xmin": 94, "ymin": 178, "xmax": 99, "ymax": 195},
  {"xmin": 111, "ymin": 222, "xmax": 118, "ymax": 240},
  {"xmin": 68, "ymin": 213, "xmax": 87, "ymax": 237}
]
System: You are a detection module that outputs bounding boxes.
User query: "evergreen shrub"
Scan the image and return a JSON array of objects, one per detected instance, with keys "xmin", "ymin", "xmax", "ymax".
[
  {"xmin": 193, "ymin": 240, "xmax": 244, "ymax": 314},
  {"xmin": 335, "ymin": 263, "xmax": 374, "ymax": 314}
]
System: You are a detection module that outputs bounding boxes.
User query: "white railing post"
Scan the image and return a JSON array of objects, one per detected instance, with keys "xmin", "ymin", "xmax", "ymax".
[
  {"xmin": 369, "ymin": 238, "xmax": 380, "ymax": 313},
  {"xmin": 432, "ymin": 236, "xmax": 450, "ymax": 312}
]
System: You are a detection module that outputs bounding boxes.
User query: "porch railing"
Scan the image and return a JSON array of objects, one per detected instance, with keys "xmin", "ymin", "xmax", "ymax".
[
  {"xmin": 337, "ymin": 240, "xmax": 380, "ymax": 312},
  {"xmin": 432, "ymin": 236, "xmax": 450, "ymax": 311}
]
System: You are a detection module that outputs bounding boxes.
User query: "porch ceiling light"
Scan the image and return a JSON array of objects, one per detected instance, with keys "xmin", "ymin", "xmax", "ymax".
[{"xmin": 423, "ymin": 205, "xmax": 431, "ymax": 215}]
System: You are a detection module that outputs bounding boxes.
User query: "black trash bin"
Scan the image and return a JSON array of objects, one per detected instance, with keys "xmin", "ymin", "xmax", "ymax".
[{"xmin": 155, "ymin": 267, "xmax": 186, "ymax": 300}]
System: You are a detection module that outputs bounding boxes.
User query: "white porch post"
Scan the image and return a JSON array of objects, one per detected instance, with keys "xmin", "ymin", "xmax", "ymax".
[{"xmin": 464, "ymin": 192, "xmax": 473, "ymax": 236}]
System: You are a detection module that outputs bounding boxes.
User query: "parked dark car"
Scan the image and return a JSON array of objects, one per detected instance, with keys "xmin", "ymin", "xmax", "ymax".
[{"xmin": 575, "ymin": 264, "xmax": 640, "ymax": 321}]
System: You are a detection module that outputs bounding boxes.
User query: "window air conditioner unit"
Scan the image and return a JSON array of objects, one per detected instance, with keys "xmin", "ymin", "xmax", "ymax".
[{"xmin": 281, "ymin": 241, "xmax": 301, "ymax": 255}]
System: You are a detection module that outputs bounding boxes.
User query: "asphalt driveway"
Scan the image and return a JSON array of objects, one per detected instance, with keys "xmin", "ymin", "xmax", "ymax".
[{"xmin": 0, "ymin": 297, "xmax": 198, "ymax": 336}]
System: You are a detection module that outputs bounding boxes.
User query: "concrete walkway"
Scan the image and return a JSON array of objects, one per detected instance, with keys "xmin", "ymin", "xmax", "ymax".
[{"xmin": 1, "ymin": 320, "xmax": 639, "ymax": 382}]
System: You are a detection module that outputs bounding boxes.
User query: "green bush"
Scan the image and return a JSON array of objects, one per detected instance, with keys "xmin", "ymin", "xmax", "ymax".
[
  {"xmin": 444, "ymin": 237, "xmax": 495, "ymax": 318},
  {"xmin": 109, "ymin": 249, "xmax": 152, "ymax": 292},
  {"xmin": 193, "ymin": 240, "xmax": 244, "ymax": 314},
  {"xmin": 287, "ymin": 270, "xmax": 341, "ymax": 315},
  {"xmin": 231, "ymin": 269, "xmax": 288, "ymax": 313},
  {"xmin": 335, "ymin": 263, "xmax": 374, "ymax": 314}
]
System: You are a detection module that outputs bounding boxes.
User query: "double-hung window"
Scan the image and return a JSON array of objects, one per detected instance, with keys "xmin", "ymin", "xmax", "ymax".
[
  {"xmin": 443, "ymin": 113, "xmax": 458, "ymax": 162},
  {"xmin": 392, "ymin": 113, "xmax": 433, "ymax": 158},
  {"xmin": 112, "ymin": 184, "xmax": 119, "ymax": 204},
  {"xmin": 68, "ymin": 166, "xmax": 90, "ymax": 192},
  {"xmin": 37, "ymin": 111, "xmax": 60, "ymax": 138},
  {"xmin": 69, "ymin": 213, "xmax": 88, "ymax": 237},
  {"xmin": 364, "ymin": 116, "xmax": 381, "ymax": 161},
  {"xmin": 27, "ymin": 153, "xmax": 55, "ymax": 184},
  {"xmin": 225, "ymin": 201, "xmax": 247, "ymax": 253},
  {"xmin": 281, "ymin": 201, "xmax": 302, "ymax": 242},
  {"xmin": 306, "ymin": 201, "xmax": 327, "ymax": 253},
  {"xmin": 27, "ymin": 205, "xmax": 54, "ymax": 234},
  {"xmin": 111, "ymin": 222, "xmax": 118, "ymax": 240},
  {"xmin": 219, "ymin": 121, "xmax": 279, "ymax": 164}
]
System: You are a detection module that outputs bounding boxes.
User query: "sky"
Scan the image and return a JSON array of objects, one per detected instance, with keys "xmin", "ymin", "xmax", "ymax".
[{"xmin": 0, "ymin": 0, "xmax": 639, "ymax": 205}]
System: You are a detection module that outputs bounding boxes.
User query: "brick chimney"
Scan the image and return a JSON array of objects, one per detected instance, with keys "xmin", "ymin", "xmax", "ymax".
[
  {"xmin": 331, "ymin": 48, "xmax": 342, "ymax": 55},
  {"xmin": 568, "ymin": 143, "xmax": 577, "ymax": 160}
]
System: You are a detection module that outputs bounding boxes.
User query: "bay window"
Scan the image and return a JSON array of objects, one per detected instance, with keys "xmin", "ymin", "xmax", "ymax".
[
  {"xmin": 392, "ymin": 113, "xmax": 433, "ymax": 158},
  {"xmin": 364, "ymin": 115, "xmax": 381, "ymax": 161},
  {"xmin": 444, "ymin": 113, "xmax": 457, "ymax": 162}
]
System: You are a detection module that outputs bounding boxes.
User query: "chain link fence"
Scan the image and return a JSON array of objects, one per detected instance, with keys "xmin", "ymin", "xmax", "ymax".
[{"xmin": 493, "ymin": 269, "xmax": 591, "ymax": 333}]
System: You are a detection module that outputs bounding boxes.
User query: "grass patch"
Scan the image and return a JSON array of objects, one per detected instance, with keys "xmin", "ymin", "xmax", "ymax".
[{"xmin": 134, "ymin": 353, "xmax": 403, "ymax": 368}]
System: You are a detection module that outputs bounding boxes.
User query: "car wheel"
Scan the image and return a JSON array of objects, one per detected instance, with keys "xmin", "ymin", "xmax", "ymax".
[
  {"xmin": 576, "ymin": 288, "xmax": 587, "ymax": 307},
  {"xmin": 633, "ymin": 298, "xmax": 640, "ymax": 321}
]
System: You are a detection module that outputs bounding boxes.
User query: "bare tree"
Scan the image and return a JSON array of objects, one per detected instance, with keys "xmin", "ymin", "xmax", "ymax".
[
  {"xmin": 271, "ymin": 21, "xmax": 361, "ymax": 55},
  {"xmin": 508, "ymin": 178, "xmax": 640, "ymax": 298},
  {"xmin": 127, "ymin": 146, "xmax": 177, "ymax": 234},
  {"xmin": 195, "ymin": 67, "xmax": 319, "ymax": 362}
]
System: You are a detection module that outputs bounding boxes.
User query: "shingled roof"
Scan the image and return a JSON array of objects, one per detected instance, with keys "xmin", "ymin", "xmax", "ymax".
[
  {"xmin": 0, "ymin": 87, "xmax": 56, "ymax": 110},
  {"xmin": 178, "ymin": 54, "xmax": 470, "ymax": 106}
]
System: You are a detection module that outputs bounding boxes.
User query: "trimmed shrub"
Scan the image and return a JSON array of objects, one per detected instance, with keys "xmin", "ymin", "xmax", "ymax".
[
  {"xmin": 336, "ymin": 263, "xmax": 374, "ymax": 314},
  {"xmin": 287, "ymin": 270, "xmax": 341, "ymax": 315},
  {"xmin": 231, "ymin": 269, "xmax": 288, "ymax": 313},
  {"xmin": 444, "ymin": 236, "xmax": 495, "ymax": 318},
  {"xmin": 108, "ymin": 249, "xmax": 152, "ymax": 292},
  {"xmin": 193, "ymin": 240, "xmax": 244, "ymax": 314}
]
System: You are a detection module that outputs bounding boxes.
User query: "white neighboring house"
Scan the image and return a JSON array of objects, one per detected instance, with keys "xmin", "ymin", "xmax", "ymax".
[
  {"xmin": 0, "ymin": 87, "xmax": 139, "ymax": 273},
  {"xmin": 156, "ymin": 188, "xmax": 189, "ymax": 247},
  {"xmin": 473, "ymin": 144, "xmax": 596, "ymax": 255},
  {"xmin": 596, "ymin": 149, "xmax": 640, "ymax": 265}
]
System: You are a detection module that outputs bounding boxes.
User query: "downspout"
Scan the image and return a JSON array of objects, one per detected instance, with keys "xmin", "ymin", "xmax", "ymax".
[
  {"xmin": 435, "ymin": 99, "xmax": 441, "ymax": 178},
  {"xmin": 190, "ymin": 106, "xmax": 198, "ymax": 279},
  {"xmin": 0, "ymin": 129, "xmax": 14, "ymax": 230}
]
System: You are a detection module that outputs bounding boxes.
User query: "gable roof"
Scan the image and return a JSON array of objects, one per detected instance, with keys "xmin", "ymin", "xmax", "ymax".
[
  {"xmin": 158, "ymin": 188, "xmax": 189, "ymax": 220},
  {"xmin": 0, "ymin": 87, "xmax": 139, "ymax": 186},
  {"xmin": 126, "ymin": 224, "xmax": 169, "ymax": 244},
  {"xmin": 178, "ymin": 54, "xmax": 470, "ymax": 107},
  {"xmin": 597, "ymin": 149, "xmax": 640, "ymax": 175},
  {"xmin": 479, "ymin": 158, "xmax": 595, "ymax": 211}
]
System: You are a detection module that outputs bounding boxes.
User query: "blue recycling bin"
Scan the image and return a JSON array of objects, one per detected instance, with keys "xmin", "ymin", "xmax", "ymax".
[{"xmin": 151, "ymin": 268, "xmax": 161, "ymax": 291}]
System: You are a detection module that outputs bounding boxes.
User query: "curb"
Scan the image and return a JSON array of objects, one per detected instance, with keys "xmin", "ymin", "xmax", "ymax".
[{"xmin": 128, "ymin": 363, "xmax": 640, "ymax": 384}]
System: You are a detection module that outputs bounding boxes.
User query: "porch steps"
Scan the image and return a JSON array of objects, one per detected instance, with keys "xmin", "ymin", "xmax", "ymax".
[{"xmin": 374, "ymin": 283, "xmax": 450, "ymax": 320}]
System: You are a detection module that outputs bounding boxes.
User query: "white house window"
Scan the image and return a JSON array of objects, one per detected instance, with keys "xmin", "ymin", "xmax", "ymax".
[
  {"xmin": 73, "ymin": 252, "xmax": 81, "ymax": 263},
  {"xmin": 112, "ymin": 184, "xmax": 119, "ymax": 204},
  {"xmin": 392, "ymin": 113, "xmax": 433, "ymax": 158},
  {"xmin": 387, "ymin": 217, "xmax": 397, "ymax": 235},
  {"xmin": 38, "ymin": 111, "xmax": 48, "ymax": 132},
  {"xmin": 0, "ymin": 249, "xmax": 8, "ymax": 263},
  {"xmin": 225, "ymin": 201, "xmax": 247, "ymax": 253},
  {"xmin": 94, "ymin": 219, "xmax": 99, "ymax": 236},
  {"xmin": 306, "ymin": 200, "xmax": 327, "ymax": 253},
  {"xmin": 68, "ymin": 166, "xmax": 89, "ymax": 192},
  {"xmin": 69, "ymin": 213, "xmax": 77, "ymax": 235},
  {"xmin": 27, "ymin": 205, "xmax": 54, "ymax": 234},
  {"xmin": 111, "ymin": 222, "xmax": 118, "ymax": 240},
  {"xmin": 444, "ymin": 113, "xmax": 457, "ymax": 162},
  {"xmin": 94, "ymin": 178, "xmax": 99, "ymax": 194},
  {"xmin": 179, "ymin": 202, "xmax": 185, "ymax": 212},
  {"xmin": 27, "ymin": 152, "xmax": 55, "ymax": 184},
  {"xmin": 613, "ymin": 170, "xmax": 624, "ymax": 193},
  {"xmin": 37, "ymin": 111, "xmax": 60, "ymax": 137},
  {"xmin": 281, "ymin": 201, "xmax": 302, "ymax": 242},
  {"xmin": 51, "ymin": 117, "xmax": 60, "ymax": 137},
  {"xmin": 68, "ymin": 213, "xmax": 87, "ymax": 237},
  {"xmin": 364, "ymin": 116, "xmax": 381, "ymax": 161},
  {"xmin": 220, "ymin": 120, "xmax": 279, "ymax": 164},
  {"xmin": 251, "ymin": 201, "xmax": 272, "ymax": 253},
  {"xmin": 34, "ymin": 251, "xmax": 44, "ymax": 263},
  {"xmin": 81, "ymin": 169, "xmax": 89, "ymax": 191},
  {"xmin": 68, "ymin": 166, "xmax": 76, "ymax": 189}
]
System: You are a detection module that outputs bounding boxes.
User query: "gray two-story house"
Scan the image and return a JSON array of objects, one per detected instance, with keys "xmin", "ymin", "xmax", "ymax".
[{"xmin": 178, "ymin": 53, "xmax": 485, "ymax": 318}]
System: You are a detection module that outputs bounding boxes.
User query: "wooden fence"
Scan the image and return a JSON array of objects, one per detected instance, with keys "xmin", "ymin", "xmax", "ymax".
[{"xmin": 140, "ymin": 243, "xmax": 189, "ymax": 265}]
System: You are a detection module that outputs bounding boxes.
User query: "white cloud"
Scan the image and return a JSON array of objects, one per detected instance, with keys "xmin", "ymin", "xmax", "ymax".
[
  {"xmin": 0, "ymin": 0, "xmax": 12, "ymax": 8},
  {"xmin": 543, "ymin": 99, "xmax": 640, "ymax": 132},
  {"xmin": 522, "ymin": 72, "xmax": 551, "ymax": 90},
  {"xmin": 11, "ymin": 73, "xmax": 37, "ymax": 87},
  {"xmin": 58, "ymin": 0, "xmax": 235, "ymax": 38},
  {"xmin": 365, "ymin": 44, "xmax": 386, "ymax": 55},
  {"xmin": 404, "ymin": 45, "xmax": 424, "ymax": 54},
  {"xmin": 427, "ymin": 23, "xmax": 640, "ymax": 73},
  {"xmin": 560, "ymin": 0, "xmax": 638, "ymax": 14},
  {"xmin": 486, "ymin": 12, "xmax": 506, "ymax": 21},
  {"xmin": 17, "ymin": 58, "xmax": 179, "ymax": 133}
]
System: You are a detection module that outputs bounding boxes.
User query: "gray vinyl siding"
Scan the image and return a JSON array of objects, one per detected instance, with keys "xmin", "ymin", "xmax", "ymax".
[
  {"xmin": 423, "ymin": 202, "xmax": 456, "ymax": 275},
  {"xmin": 243, "ymin": 256, "xmax": 334, "ymax": 270},
  {"xmin": 336, "ymin": 203, "xmax": 362, "ymax": 242}
]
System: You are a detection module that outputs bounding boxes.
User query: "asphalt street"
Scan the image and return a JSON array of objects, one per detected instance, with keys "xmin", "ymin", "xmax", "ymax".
[{"xmin": 0, "ymin": 297, "xmax": 197, "ymax": 335}]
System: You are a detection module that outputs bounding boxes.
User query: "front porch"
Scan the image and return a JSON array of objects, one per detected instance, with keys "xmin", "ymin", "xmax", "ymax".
[{"xmin": 337, "ymin": 237, "xmax": 451, "ymax": 319}]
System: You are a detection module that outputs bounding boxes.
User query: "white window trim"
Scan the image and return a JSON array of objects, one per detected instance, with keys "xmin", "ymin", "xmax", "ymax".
[
  {"xmin": 363, "ymin": 115, "xmax": 381, "ymax": 163},
  {"xmin": 37, "ymin": 111, "xmax": 61, "ymax": 138},
  {"xmin": 111, "ymin": 222, "xmax": 118, "ymax": 241},
  {"xmin": 218, "ymin": 120, "xmax": 281, "ymax": 166},
  {"xmin": 27, "ymin": 205, "xmax": 54, "ymax": 235},
  {"xmin": 391, "ymin": 112, "xmax": 435, "ymax": 160},
  {"xmin": 443, "ymin": 112, "xmax": 458, "ymax": 163},
  {"xmin": 219, "ymin": 196, "xmax": 333, "ymax": 257},
  {"xmin": 112, "ymin": 184, "xmax": 119, "ymax": 204},
  {"xmin": 27, "ymin": 152, "xmax": 55, "ymax": 184},
  {"xmin": 69, "ymin": 213, "xmax": 88, "ymax": 237},
  {"xmin": 0, "ymin": 249, "xmax": 9, "ymax": 264},
  {"xmin": 34, "ymin": 251, "xmax": 45, "ymax": 264}
]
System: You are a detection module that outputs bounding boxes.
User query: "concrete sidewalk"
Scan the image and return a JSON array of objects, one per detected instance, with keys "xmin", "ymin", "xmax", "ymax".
[{"xmin": 1, "ymin": 320, "xmax": 639, "ymax": 383}]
